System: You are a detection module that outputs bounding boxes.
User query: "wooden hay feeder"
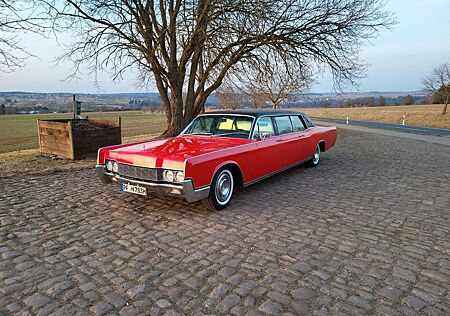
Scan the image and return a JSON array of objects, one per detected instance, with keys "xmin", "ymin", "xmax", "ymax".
[{"xmin": 37, "ymin": 118, "xmax": 121, "ymax": 160}]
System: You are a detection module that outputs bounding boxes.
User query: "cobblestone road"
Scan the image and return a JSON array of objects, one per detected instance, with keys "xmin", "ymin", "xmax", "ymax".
[{"xmin": 1, "ymin": 130, "xmax": 449, "ymax": 315}]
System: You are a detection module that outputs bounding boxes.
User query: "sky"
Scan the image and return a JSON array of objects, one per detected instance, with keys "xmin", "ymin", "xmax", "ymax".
[{"xmin": 0, "ymin": 0, "xmax": 449, "ymax": 94}]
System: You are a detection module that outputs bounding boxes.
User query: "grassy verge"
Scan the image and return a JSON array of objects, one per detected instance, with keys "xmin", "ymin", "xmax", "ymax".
[
  {"xmin": 0, "ymin": 133, "xmax": 159, "ymax": 178},
  {"xmin": 0, "ymin": 111, "xmax": 167, "ymax": 153},
  {"xmin": 297, "ymin": 104, "xmax": 450, "ymax": 130}
]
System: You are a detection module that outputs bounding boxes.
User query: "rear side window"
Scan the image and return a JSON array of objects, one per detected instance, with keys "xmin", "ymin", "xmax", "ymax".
[
  {"xmin": 301, "ymin": 115, "xmax": 314, "ymax": 128},
  {"xmin": 273, "ymin": 116, "xmax": 293, "ymax": 135},
  {"xmin": 254, "ymin": 117, "xmax": 276, "ymax": 139},
  {"xmin": 290, "ymin": 116, "xmax": 306, "ymax": 132}
]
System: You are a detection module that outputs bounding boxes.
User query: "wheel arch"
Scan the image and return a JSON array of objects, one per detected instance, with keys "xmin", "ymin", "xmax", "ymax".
[
  {"xmin": 213, "ymin": 161, "xmax": 244, "ymax": 188},
  {"xmin": 318, "ymin": 140, "xmax": 326, "ymax": 152}
]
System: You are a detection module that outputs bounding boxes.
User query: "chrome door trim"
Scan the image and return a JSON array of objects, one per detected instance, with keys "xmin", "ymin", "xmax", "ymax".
[{"xmin": 243, "ymin": 157, "xmax": 313, "ymax": 187}]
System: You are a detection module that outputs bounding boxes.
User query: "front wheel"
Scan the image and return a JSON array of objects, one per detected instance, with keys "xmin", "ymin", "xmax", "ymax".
[
  {"xmin": 202, "ymin": 168, "xmax": 234, "ymax": 210},
  {"xmin": 308, "ymin": 144, "xmax": 321, "ymax": 167}
]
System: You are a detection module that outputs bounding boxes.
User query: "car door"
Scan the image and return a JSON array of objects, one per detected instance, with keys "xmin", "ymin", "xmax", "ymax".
[
  {"xmin": 252, "ymin": 116, "xmax": 285, "ymax": 178},
  {"xmin": 271, "ymin": 116, "xmax": 297, "ymax": 168},
  {"xmin": 283, "ymin": 115, "xmax": 315, "ymax": 164},
  {"xmin": 299, "ymin": 114, "xmax": 319, "ymax": 159}
]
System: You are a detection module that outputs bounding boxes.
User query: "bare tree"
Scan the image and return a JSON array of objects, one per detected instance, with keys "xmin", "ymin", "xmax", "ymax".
[
  {"xmin": 241, "ymin": 57, "xmax": 313, "ymax": 109},
  {"xmin": 0, "ymin": 1, "xmax": 44, "ymax": 71},
  {"xmin": 423, "ymin": 63, "xmax": 450, "ymax": 115},
  {"xmin": 216, "ymin": 82, "xmax": 242, "ymax": 110},
  {"xmin": 42, "ymin": 0, "xmax": 395, "ymax": 136},
  {"xmin": 248, "ymin": 91, "xmax": 269, "ymax": 109}
]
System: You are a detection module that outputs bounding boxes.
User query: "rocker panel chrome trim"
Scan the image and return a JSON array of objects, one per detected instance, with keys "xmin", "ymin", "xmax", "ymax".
[{"xmin": 243, "ymin": 157, "xmax": 313, "ymax": 187}]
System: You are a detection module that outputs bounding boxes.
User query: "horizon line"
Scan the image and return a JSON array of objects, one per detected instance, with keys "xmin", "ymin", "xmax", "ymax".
[{"xmin": 0, "ymin": 89, "xmax": 428, "ymax": 96}]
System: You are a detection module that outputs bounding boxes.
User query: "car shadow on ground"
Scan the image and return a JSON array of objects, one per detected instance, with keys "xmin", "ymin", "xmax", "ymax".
[{"xmin": 105, "ymin": 156, "xmax": 340, "ymax": 218}]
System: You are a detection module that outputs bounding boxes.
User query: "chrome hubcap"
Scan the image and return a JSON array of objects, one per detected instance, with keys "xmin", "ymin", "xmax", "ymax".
[
  {"xmin": 215, "ymin": 170, "xmax": 233, "ymax": 205},
  {"xmin": 313, "ymin": 146, "xmax": 320, "ymax": 164}
]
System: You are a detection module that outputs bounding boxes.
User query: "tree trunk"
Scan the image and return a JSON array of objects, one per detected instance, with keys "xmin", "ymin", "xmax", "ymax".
[
  {"xmin": 443, "ymin": 95, "xmax": 449, "ymax": 115},
  {"xmin": 193, "ymin": 95, "xmax": 206, "ymax": 118},
  {"xmin": 272, "ymin": 101, "xmax": 281, "ymax": 109},
  {"xmin": 162, "ymin": 87, "xmax": 185, "ymax": 137}
]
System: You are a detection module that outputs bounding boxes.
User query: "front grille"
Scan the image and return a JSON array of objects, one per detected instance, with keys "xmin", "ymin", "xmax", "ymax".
[{"xmin": 118, "ymin": 163, "xmax": 161, "ymax": 181}]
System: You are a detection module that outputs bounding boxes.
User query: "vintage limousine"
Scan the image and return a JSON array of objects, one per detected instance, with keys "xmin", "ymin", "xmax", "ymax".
[{"xmin": 96, "ymin": 110, "xmax": 337, "ymax": 210}]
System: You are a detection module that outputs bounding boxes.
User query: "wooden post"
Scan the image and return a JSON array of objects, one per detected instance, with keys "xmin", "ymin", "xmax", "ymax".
[
  {"xmin": 68, "ymin": 120, "xmax": 75, "ymax": 160},
  {"xmin": 118, "ymin": 116, "xmax": 122, "ymax": 143},
  {"xmin": 37, "ymin": 120, "xmax": 42, "ymax": 155}
]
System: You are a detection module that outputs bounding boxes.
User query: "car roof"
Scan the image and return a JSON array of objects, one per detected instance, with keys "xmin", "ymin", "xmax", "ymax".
[{"xmin": 205, "ymin": 109, "xmax": 307, "ymax": 118}]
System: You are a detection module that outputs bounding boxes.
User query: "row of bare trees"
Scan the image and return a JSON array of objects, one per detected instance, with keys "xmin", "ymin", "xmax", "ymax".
[{"xmin": 218, "ymin": 62, "xmax": 450, "ymax": 113}]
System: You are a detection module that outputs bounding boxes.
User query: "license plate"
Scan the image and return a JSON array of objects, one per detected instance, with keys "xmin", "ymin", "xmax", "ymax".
[{"xmin": 120, "ymin": 183, "xmax": 147, "ymax": 196}]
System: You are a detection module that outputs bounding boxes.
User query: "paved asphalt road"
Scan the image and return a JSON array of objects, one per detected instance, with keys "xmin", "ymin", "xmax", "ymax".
[
  {"xmin": 314, "ymin": 121, "xmax": 450, "ymax": 147},
  {"xmin": 1, "ymin": 129, "xmax": 449, "ymax": 315},
  {"xmin": 312, "ymin": 117, "xmax": 450, "ymax": 136}
]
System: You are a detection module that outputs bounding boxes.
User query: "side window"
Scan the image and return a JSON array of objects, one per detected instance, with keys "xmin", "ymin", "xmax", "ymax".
[
  {"xmin": 301, "ymin": 115, "xmax": 314, "ymax": 128},
  {"xmin": 290, "ymin": 116, "xmax": 306, "ymax": 132},
  {"xmin": 273, "ymin": 116, "xmax": 293, "ymax": 135},
  {"xmin": 189, "ymin": 117, "xmax": 213, "ymax": 133},
  {"xmin": 235, "ymin": 119, "xmax": 252, "ymax": 131},
  {"xmin": 254, "ymin": 117, "xmax": 275, "ymax": 139}
]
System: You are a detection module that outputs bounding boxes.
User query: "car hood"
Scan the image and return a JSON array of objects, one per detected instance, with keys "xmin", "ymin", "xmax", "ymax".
[{"xmin": 105, "ymin": 135, "xmax": 252, "ymax": 169}]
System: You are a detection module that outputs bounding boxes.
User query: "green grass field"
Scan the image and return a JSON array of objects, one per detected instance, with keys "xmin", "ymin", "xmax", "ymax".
[{"xmin": 0, "ymin": 111, "xmax": 167, "ymax": 153}]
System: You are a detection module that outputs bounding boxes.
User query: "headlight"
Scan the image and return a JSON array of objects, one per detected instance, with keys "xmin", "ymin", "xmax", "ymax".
[
  {"xmin": 112, "ymin": 161, "xmax": 119, "ymax": 173},
  {"xmin": 164, "ymin": 170, "xmax": 174, "ymax": 182},
  {"xmin": 106, "ymin": 160, "xmax": 113, "ymax": 171},
  {"xmin": 175, "ymin": 171, "xmax": 184, "ymax": 183}
]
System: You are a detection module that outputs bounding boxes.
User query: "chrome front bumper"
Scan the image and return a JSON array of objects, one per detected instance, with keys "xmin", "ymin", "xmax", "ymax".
[{"xmin": 95, "ymin": 165, "xmax": 210, "ymax": 203}]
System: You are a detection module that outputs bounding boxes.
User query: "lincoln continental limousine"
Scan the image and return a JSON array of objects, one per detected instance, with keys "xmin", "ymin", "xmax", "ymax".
[{"xmin": 96, "ymin": 110, "xmax": 337, "ymax": 210}]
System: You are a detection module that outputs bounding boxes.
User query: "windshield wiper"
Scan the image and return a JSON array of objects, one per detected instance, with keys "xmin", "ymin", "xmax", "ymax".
[
  {"xmin": 217, "ymin": 132, "xmax": 249, "ymax": 137},
  {"xmin": 189, "ymin": 132, "xmax": 213, "ymax": 136}
]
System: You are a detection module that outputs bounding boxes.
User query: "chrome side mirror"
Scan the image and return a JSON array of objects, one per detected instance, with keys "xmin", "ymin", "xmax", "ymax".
[{"xmin": 261, "ymin": 132, "xmax": 270, "ymax": 141}]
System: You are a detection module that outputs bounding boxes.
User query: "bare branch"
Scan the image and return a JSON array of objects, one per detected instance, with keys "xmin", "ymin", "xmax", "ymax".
[{"xmin": 0, "ymin": 0, "xmax": 47, "ymax": 71}]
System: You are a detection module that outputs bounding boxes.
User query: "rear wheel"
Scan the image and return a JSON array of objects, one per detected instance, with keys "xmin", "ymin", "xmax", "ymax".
[
  {"xmin": 202, "ymin": 168, "xmax": 234, "ymax": 210},
  {"xmin": 308, "ymin": 144, "xmax": 321, "ymax": 167}
]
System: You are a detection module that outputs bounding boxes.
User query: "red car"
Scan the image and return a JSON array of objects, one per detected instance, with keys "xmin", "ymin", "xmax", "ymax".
[{"xmin": 96, "ymin": 110, "xmax": 337, "ymax": 210}]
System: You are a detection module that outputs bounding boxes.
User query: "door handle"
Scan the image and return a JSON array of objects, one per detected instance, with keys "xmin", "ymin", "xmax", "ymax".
[
  {"xmin": 275, "ymin": 139, "xmax": 284, "ymax": 143},
  {"xmin": 298, "ymin": 134, "xmax": 306, "ymax": 138}
]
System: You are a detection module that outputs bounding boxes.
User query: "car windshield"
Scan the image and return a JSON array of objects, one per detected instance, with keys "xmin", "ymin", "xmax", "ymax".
[{"xmin": 182, "ymin": 115, "xmax": 254, "ymax": 139}]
